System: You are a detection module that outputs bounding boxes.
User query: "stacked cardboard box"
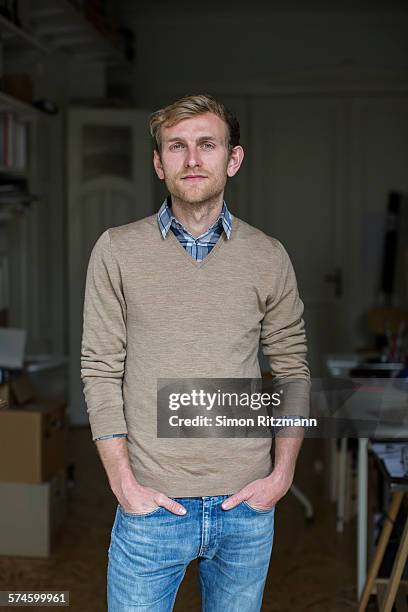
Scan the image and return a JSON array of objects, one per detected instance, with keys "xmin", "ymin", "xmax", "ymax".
[{"xmin": 0, "ymin": 375, "xmax": 67, "ymax": 557}]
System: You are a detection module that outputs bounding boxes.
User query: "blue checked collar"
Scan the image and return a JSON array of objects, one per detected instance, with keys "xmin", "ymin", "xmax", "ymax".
[{"xmin": 157, "ymin": 196, "xmax": 232, "ymax": 240}]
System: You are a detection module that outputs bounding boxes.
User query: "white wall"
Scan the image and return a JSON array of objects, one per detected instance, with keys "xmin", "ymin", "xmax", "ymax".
[
  {"xmin": 121, "ymin": 1, "xmax": 408, "ymax": 106},
  {"xmin": 118, "ymin": 1, "xmax": 408, "ymax": 350},
  {"xmin": 7, "ymin": 1, "xmax": 408, "ymax": 361}
]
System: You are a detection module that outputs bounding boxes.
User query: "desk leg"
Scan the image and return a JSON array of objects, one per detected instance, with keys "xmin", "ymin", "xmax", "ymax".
[
  {"xmin": 358, "ymin": 491, "xmax": 404, "ymax": 611},
  {"xmin": 337, "ymin": 437, "xmax": 347, "ymax": 533},
  {"xmin": 381, "ymin": 507, "xmax": 408, "ymax": 612},
  {"xmin": 358, "ymin": 438, "xmax": 369, "ymax": 598}
]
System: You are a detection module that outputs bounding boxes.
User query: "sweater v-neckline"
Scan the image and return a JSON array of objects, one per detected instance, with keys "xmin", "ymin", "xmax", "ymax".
[{"xmin": 167, "ymin": 227, "xmax": 228, "ymax": 269}]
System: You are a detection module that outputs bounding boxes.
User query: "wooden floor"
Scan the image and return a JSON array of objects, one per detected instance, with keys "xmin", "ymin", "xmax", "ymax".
[{"xmin": 0, "ymin": 429, "xmax": 362, "ymax": 611}]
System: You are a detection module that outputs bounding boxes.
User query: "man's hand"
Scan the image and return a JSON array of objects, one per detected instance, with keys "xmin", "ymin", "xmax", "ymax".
[
  {"xmin": 95, "ymin": 437, "xmax": 187, "ymax": 516},
  {"xmin": 117, "ymin": 476, "xmax": 187, "ymax": 516},
  {"xmin": 221, "ymin": 428, "xmax": 305, "ymax": 511},
  {"xmin": 221, "ymin": 467, "xmax": 294, "ymax": 511}
]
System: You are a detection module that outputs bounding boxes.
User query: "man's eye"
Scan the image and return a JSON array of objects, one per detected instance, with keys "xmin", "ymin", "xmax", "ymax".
[
  {"xmin": 201, "ymin": 142, "xmax": 215, "ymax": 150},
  {"xmin": 169, "ymin": 143, "xmax": 184, "ymax": 151}
]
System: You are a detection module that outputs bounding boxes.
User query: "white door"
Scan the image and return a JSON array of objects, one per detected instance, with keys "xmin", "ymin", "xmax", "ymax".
[
  {"xmin": 67, "ymin": 108, "xmax": 154, "ymax": 425},
  {"xmin": 249, "ymin": 97, "xmax": 349, "ymax": 375},
  {"xmin": 349, "ymin": 96, "xmax": 408, "ymax": 340}
]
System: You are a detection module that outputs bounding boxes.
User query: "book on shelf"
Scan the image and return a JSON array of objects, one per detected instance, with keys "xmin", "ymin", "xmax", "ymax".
[
  {"xmin": 0, "ymin": 174, "xmax": 38, "ymax": 211},
  {"xmin": 0, "ymin": 111, "xmax": 28, "ymax": 172}
]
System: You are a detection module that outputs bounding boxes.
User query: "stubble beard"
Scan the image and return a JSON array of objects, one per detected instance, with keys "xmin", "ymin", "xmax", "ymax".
[{"xmin": 164, "ymin": 168, "xmax": 228, "ymax": 211}]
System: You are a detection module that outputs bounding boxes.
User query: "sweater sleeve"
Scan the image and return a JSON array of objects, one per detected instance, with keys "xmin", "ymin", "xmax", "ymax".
[
  {"xmin": 261, "ymin": 240, "xmax": 311, "ymax": 418},
  {"xmin": 80, "ymin": 229, "xmax": 128, "ymax": 440}
]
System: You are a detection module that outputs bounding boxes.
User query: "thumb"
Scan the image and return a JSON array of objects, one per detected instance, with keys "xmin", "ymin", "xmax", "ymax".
[
  {"xmin": 156, "ymin": 494, "xmax": 187, "ymax": 516},
  {"xmin": 222, "ymin": 488, "xmax": 250, "ymax": 510}
]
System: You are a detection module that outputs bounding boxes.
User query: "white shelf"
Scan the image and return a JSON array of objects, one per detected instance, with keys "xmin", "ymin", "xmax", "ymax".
[
  {"xmin": 0, "ymin": 13, "xmax": 50, "ymax": 54},
  {"xmin": 0, "ymin": 91, "xmax": 39, "ymax": 118},
  {"xmin": 0, "ymin": 167, "xmax": 27, "ymax": 176},
  {"xmin": 29, "ymin": 0, "xmax": 128, "ymax": 64},
  {"xmin": 0, "ymin": 2, "xmax": 128, "ymax": 64}
]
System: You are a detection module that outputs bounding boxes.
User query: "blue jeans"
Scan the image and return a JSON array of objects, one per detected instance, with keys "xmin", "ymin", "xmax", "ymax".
[{"xmin": 107, "ymin": 494, "xmax": 275, "ymax": 611}]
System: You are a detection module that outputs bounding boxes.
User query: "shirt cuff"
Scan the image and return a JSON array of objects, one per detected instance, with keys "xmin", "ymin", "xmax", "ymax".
[{"xmin": 94, "ymin": 433, "xmax": 128, "ymax": 441}]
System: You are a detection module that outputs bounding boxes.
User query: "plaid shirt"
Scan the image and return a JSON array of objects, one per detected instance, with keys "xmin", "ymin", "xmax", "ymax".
[
  {"xmin": 157, "ymin": 196, "xmax": 232, "ymax": 260},
  {"xmin": 94, "ymin": 196, "xmax": 233, "ymax": 441}
]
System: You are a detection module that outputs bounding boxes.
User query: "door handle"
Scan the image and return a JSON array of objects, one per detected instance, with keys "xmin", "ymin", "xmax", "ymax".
[{"xmin": 324, "ymin": 267, "xmax": 343, "ymax": 298}]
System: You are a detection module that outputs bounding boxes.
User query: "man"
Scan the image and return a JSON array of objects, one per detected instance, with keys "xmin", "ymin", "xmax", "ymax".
[{"xmin": 81, "ymin": 94, "xmax": 310, "ymax": 611}]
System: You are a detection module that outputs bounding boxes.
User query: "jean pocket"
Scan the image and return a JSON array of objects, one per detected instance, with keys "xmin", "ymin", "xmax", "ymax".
[
  {"xmin": 119, "ymin": 504, "xmax": 163, "ymax": 518},
  {"xmin": 242, "ymin": 500, "xmax": 275, "ymax": 514}
]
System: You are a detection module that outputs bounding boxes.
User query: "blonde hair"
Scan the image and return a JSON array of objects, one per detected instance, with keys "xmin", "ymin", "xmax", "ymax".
[{"xmin": 149, "ymin": 94, "xmax": 240, "ymax": 154}]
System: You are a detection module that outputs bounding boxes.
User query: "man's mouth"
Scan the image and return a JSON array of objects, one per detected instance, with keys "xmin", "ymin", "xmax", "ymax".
[{"xmin": 181, "ymin": 175, "xmax": 207, "ymax": 181}]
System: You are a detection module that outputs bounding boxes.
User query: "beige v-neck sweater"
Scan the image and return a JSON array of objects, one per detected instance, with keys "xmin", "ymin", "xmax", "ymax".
[{"xmin": 80, "ymin": 213, "xmax": 310, "ymax": 496}]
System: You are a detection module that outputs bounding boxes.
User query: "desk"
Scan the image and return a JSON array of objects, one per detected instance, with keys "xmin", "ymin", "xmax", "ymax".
[
  {"xmin": 357, "ymin": 425, "xmax": 407, "ymax": 597},
  {"xmin": 325, "ymin": 354, "xmax": 406, "ymax": 596},
  {"xmin": 358, "ymin": 438, "xmax": 369, "ymax": 597},
  {"xmin": 358, "ymin": 442, "xmax": 408, "ymax": 612}
]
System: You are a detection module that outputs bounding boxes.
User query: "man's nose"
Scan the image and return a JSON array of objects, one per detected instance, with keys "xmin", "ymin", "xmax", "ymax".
[{"xmin": 185, "ymin": 147, "xmax": 201, "ymax": 167}]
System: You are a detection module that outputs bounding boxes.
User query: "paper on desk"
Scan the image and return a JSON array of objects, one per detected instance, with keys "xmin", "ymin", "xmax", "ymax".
[{"xmin": 371, "ymin": 442, "xmax": 407, "ymax": 478}]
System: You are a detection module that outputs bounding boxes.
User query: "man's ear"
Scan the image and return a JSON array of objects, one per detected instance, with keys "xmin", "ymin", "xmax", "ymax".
[
  {"xmin": 153, "ymin": 149, "xmax": 165, "ymax": 180},
  {"xmin": 227, "ymin": 146, "xmax": 244, "ymax": 178}
]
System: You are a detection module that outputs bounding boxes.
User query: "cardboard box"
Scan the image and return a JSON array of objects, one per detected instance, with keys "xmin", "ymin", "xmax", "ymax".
[
  {"xmin": 0, "ymin": 398, "xmax": 66, "ymax": 483},
  {"xmin": 0, "ymin": 373, "xmax": 64, "ymax": 408},
  {"xmin": 0, "ymin": 470, "xmax": 66, "ymax": 557},
  {"xmin": 0, "ymin": 374, "xmax": 37, "ymax": 410},
  {"xmin": 0, "ymin": 382, "xmax": 9, "ymax": 409},
  {"xmin": 10, "ymin": 374, "xmax": 36, "ymax": 405},
  {"xmin": 0, "ymin": 382, "xmax": 12, "ymax": 408}
]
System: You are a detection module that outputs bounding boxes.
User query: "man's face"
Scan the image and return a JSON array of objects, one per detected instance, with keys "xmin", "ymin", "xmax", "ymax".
[{"xmin": 153, "ymin": 112, "xmax": 242, "ymax": 205}]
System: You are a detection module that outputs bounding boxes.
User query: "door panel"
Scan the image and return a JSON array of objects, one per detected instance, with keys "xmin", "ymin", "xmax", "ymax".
[
  {"xmin": 349, "ymin": 97, "xmax": 408, "ymax": 343},
  {"xmin": 249, "ymin": 97, "xmax": 348, "ymax": 374},
  {"xmin": 68, "ymin": 108, "xmax": 154, "ymax": 425}
]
